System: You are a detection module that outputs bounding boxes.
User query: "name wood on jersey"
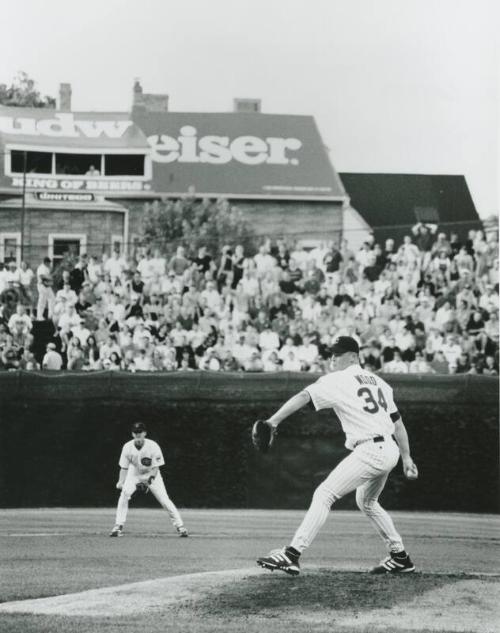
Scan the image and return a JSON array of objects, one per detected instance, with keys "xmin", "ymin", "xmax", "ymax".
[{"xmin": 354, "ymin": 374, "xmax": 377, "ymax": 385}]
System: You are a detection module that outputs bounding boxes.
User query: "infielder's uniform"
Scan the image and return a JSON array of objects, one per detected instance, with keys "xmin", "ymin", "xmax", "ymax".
[
  {"xmin": 291, "ymin": 365, "xmax": 404, "ymax": 553},
  {"xmin": 114, "ymin": 438, "xmax": 185, "ymax": 531}
]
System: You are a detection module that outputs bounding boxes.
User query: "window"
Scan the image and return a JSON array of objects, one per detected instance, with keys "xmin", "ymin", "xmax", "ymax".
[
  {"xmin": 105, "ymin": 154, "xmax": 145, "ymax": 176},
  {"xmin": 11, "ymin": 150, "xmax": 52, "ymax": 174},
  {"xmin": 0, "ymin": 233, "xmax": 21, "ymax": 266},
  {"xmin": 55, "ymin": 153, "xmax": 102, "ymax": 176},
  {"xmin": 7, "ymin": 149, "xmax": 148, "ymax": 178},
  {"xmin": 48, "ymin": 234, "xmax": 87, "ymax": 265}
]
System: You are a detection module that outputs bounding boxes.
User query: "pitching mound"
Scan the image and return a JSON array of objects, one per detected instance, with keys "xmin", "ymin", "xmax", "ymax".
[{"xmin": 0, "ymin": 567, "xmax": 497, "ymax": 632}]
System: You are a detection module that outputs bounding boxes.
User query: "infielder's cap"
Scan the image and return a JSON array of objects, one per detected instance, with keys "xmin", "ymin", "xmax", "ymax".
[
  {"xmin": 331, "ymin": 336, "xmax": 359, "ymax": 356},
  {"xmin": 131, "ymin": 422, "xmax": 147, "ymax": 433}
]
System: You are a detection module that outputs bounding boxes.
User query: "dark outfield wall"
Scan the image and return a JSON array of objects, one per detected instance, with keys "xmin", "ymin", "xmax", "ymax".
[{"xmin": 0, "ymin": 372, "xmax": 497, "ymax": 512}]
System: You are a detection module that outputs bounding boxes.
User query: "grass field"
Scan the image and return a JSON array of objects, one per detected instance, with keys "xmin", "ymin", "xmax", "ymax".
[{"xmin": 0, "ymin": 508, "xmax": 498, "ymax": 633}]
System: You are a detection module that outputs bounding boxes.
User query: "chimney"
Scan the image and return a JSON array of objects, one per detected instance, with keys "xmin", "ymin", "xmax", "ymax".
[
  {"xmin": 132, "ymin": 79, "xmax": 168, "ymax": 113},
  {"xmin": 233, "ymin": 98, "xmax": 261, "ymax": 113},
  {"xmin": 59, "ymin": 83, "xmax": 72, "ymax": 111},
  {"xmin": 133, "ymin": 78, "xmax": 143, "ymax": 104}
]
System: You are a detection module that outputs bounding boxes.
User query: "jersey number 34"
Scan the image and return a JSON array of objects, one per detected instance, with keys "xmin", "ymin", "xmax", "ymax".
[{"xmin": 357, "ymin": 387, "xmax": 388, "ymax": 414}]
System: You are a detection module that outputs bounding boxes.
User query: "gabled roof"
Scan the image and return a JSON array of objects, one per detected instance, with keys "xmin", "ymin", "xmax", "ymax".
[{"xmin": 340, "ymin": 173, "xmax": 482, "ymax": 243}]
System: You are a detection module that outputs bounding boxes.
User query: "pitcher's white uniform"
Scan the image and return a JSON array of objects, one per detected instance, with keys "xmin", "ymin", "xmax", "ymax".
[
  {"xmin": 115, "ymin": 438, "xmax": 184, "ymax": 529},
  {"xmin": 290, "ymin": 364, "xmax": 405, "ymax": 553}
]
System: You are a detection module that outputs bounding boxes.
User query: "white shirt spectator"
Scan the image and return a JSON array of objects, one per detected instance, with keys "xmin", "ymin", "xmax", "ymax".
[
  {"xmin": 167, "ymin": 325, "xmax": 186, "ymax": 348},
  {"xmin": 86, "ymin": 258, "xmax": 102, "ymax": 285},
  {"xmin": 299, "ymin": 295, "xmax": 322, "ymax": 322},
  {"xmin": 297, "ymin": 341, "xmax": 319, "ymax": 367},
  {"xmin": 8, "ymin": 310, "xmax": 32, "ymax": 335},
  {"xmin": 199, "ymin": 350, "xmax": 221, "ymax": 371},
  {"xmin": 104, "ymin": 254, "xmax": 126, "ymax": 282},
  {"xmin": 254, "ymin": 248, "xmax": 276, "ymax": 277},
  {"xmin": 384, "ymin": 357, "xmax": 409, "ymax": 373},
  {"xmin": 19, "ymin": 264, "xmax": 34, "ymax": 288},
  {"xmin": 258, "ymin": 328, "xmax": 280, "ymax": 351},
  {"xmin": 134, "ymin": 352, "xmax": 153, "ymax": 371},
  {"xmin": 136, "ymin": 256, "xmax": 156, "ymax": 283},
  {"xmin": 99, "ymin": 339, "xmax": 122, "ymax": 361},
  {"xmin": 58, "ymin": 308, "xmax": 81, "ymax": 333},
  {"xmin": 278, "ymin": 340, "xmax": 299, "ymax": 362},
  {"xmin": 71, "ymin": 323, "xmax": 91, "ymax": 346},
  {"xmin": 187, "ymin": 326, "xmax": 207, "ymax": 350},
  {"xmin": 4, "ymin": 265, "xmax": 21, "ymax": 285},
  {"xmin": 409, "ymin": 358, "xmax": 434, "ymax": 374},
  {"xmin": 36, "ymin": 262, "xmax": 51, "ymax": 286},
  {"xmin": 479, "ymin": 288, "xmax": 499, "ymax": 313},
  {"xmin": 240, "ymin": 273, "xmax": 260, "ymax": 298},
  {"xmin": 440, "ymin": 340, "xmax": 462, "ymax": 369},
  {"xmin": 395, "ymin": 329, "xmax": 415, "ymax": 351},
  {"xmin": 151, "ymin": 253, "xmax": 167, "ymax": 277},
  {"xmin": 56, "ymin": 285, "xmax": 78, "ymax": 306},
  {"xmin": 200, "ymin": 283, "xmax": 222, "ymax": 312},
  {"xmin": 42, "ymin": 346, "xmax": 63, "ymax": 370},
  {"xmin": 232, "ymin": 338, "xmax": 256, "ymax": 366},
  {"xmin": 160, "ymin": 274, "xmax": 183, "ymax": 296},
  {"xmin": 282, "ymin": 351, "xmax": 303, "ymax": 371}
]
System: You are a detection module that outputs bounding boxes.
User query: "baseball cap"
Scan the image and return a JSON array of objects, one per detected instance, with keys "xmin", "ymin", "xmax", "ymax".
[
  {"xmin": 131, "ymin": 422, "xmax": 147, "ymax": 433},
  {"xmin": 331, "ymin": 336, "xmax": 359, "ymax": 356}
]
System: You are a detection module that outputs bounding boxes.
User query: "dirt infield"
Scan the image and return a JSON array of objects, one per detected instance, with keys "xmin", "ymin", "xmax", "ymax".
[{"xmin": 0, "ymin": 509, "xmax": 498, "ymax": 633}]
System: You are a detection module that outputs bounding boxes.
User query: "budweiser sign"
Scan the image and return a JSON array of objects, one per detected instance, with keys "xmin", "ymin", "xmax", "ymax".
[
  {"xmin": 147, "ymin": 125, "xmax": 302, "ymax": 166},
  {"xmin": 0, "ymin": 113, "xmax": 133, "ymax": 139}
]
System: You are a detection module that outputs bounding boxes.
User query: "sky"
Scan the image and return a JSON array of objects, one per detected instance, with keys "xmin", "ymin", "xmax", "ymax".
[{"xmin": 2, "ymin": 0, "xmax": 498, "ymax": 218}]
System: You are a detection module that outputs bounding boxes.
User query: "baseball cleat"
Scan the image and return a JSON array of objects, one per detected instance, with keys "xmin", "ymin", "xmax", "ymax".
[
  {"xmin": 257, "ymin": 548, "xmax": 301, "ymax": 576},
  {"xmin": 177, "ymin": 526, "xmax": 189, "ymax": 537},
  {"xmin": 109, "ymin": 525, "xmax": 123, "ymax": 537},
  {"xmin": 370, "ymin": 552, "xmax": 415, "ymax": 574}
]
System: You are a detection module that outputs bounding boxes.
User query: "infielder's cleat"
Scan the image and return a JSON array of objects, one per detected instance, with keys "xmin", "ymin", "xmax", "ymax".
[
  {"xmin": 257, "ymin": 548, "xmax": 301, "ymax": 576},
  {"xmin": 370, "ymin": 552, "xmax": 415, "ymax": 574},
  {"xmin": 177, "ymin": 526, "xmax": 189, "ymax": 537},
  {"xmin": 109, "ymin": 525, "xmax": 123, "ymax": 537}
]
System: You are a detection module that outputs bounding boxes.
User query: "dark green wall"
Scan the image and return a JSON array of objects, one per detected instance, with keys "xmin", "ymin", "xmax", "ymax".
[{"xmin": 0, "ymin": 372, "xmax": 497, "ymax": 512}]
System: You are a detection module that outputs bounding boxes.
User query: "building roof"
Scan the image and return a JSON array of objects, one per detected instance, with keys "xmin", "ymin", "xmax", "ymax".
[
  {"xmin": 340, "ymin": 173, "xmax": 482, "ymax": 243},
  {"xmin": 132, "ymin": 111, "xmax": 346, "ymax": 200},
  {"xmin": 0, "ymin": 107, "xmax": 346, "ymax": 201}
]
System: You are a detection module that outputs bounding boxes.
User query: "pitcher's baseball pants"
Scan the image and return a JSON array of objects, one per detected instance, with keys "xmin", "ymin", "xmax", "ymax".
[{"xmin": 291, "ymin": 437, "xmax": 405, "ymax": 554}]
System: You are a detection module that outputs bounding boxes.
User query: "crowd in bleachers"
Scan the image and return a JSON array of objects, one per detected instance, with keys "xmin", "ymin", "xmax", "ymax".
[{"xmin": 0, "ymin": 223, "xmax": 498, "ymax": 375}]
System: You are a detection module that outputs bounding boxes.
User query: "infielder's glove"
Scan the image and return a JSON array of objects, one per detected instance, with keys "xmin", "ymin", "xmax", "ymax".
[
  {"xmin": 135, "ymin": 482, "xmax": 150, "ymax": 494},
  {"xmin": 252, "ymin": 419, "xmax": 277, "ymax": 453}
]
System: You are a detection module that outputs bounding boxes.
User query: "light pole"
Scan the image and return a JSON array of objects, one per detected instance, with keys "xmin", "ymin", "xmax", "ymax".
[{"xmin": 20, "ymin": 150, "xmax": 27, "ymax": 263}]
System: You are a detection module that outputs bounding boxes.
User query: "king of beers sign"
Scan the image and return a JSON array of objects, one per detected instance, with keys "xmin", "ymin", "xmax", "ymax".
[{"xmin": 0, "ymin": 112, "xmax": 306, "ymax": 194}]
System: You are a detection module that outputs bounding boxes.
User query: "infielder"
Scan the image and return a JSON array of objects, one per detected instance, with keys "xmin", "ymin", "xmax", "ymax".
[
  {"xmin": 110, "ymin": 422, "xmax": 188, "ymax": 537},
  {"xmin": 256, "ymin": 336, "xmax": 418, "ymax": 575}
]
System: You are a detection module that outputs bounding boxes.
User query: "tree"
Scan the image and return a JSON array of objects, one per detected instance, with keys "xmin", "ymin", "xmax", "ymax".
[
  {"xmin": 141, "ymin": 196, "xmax": 257, "ymax": 256},
  {"xmin": 0, "ymin": 71, "xmax": 56, "ymax": 108}
]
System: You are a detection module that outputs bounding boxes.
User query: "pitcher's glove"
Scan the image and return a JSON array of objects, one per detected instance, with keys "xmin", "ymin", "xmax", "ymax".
[
  {"xmin": 252, "ymin": 419, "xmax": 277, "ymax": 453},
  {"xmin": 135, "ymin": 481, "xmax": 150, "ymax": 494}
]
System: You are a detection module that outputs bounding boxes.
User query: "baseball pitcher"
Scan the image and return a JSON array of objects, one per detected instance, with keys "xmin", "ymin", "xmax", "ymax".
[
  {"xmin": 255, "ymin": 336, "xmax": 418, "ymax": 575},
  {"xmin": 110, "ymin": 422, "xmax": 188, "ymax": 537}
]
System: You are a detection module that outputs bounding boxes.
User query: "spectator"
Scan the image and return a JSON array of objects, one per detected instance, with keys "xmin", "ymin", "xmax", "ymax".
[
  {"xmin": 409, "ymin": 351, "xmax": 434, "ymax": 374},
  {"xmin": 67, "ymin": 337, "xmax": 86, "ymax": 371},
  {"xmin": 244, "ymin": 350, "xmax": 264, "ymax": 372},
  {"xmin": 36, "ymin": 257, "xmax": 55, "ymax": 320},
  {"xmin": 282, "ymin": 350, "xmax": 302, "ymax": 371},
  {"xmin": 384, "ymin": 350, "xmax": 409, "ymax": 373},
  {"xmin": 8, "ymin": 304, "xmax": 32, "ymax": 344},
  {"xmin": 42, "ymin": 342, "xmax": 63, "ymax": 370}
]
